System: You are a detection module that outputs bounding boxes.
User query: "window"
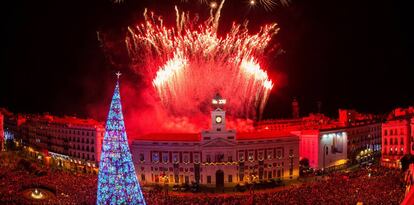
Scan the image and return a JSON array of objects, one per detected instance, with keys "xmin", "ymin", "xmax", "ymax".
[
  {"xmin": 141, "ymin": 174, "xmax": 145, "ymax": 181},
  {"xmin": 152, "ymin": 152, "xmax": 159, "ymax": 163},
  {"xmin": 228, "ymin": 156, "xmax": 233, "ymax": 162},
  {"xmin": 267, "ymin": 149, "xmax": 273, "ymax": 160},
  {"xmin": 289, "ymin": 149, "xmax": 294, "ymax": 157},
  {"xmin": 183, "ymin": 154, "xmax": 189, "ymax": 163},
  {"xmin": 276, "ymin": 149, "xmax": 283, "ymax": 159},
  {"xmin": 248, "ymin": 151, "xmax": 254, "ymax": 161},
  {"xmin": 228, "ymin": 175, "xmax": 233, "ymax": 183},
  {"xmin": 390, "ymin": 138, "xmax": 393, "ymax": 145},
  {"xmin": 207, "ymin": 176, "xmax": 212, "ymax": 184},
  {"xmin": 173, "ymin": 153, "xmax": 179, "ymax": 163},
  {"xmin": 193, "ymin": 153, "xmax": 200, "ymax": 164},
  {"xmin": 325, "ymin": 147, "xmax": 329, "ymax": 155},
  {"xmin": 401, "ymin": 138, "xmax": 404, "ymax": 145},
  {"xmin": 238, "ymin": 151, "xmax": 245, "ymax": 162},
  {"xmin": 206, "ymin": 155, "xmax": 211, "ymax": 163},
  {"xmin": 257, "ymin": 150, "xmax": 264, "ymax": 161},
  {"xmin": 162, "ymin": 152, "xmax": 169, "ymax": 163},
  {"xmin": 390, "ymin": 129, "xmax": 393, "ymax": 135},
  {"xmin": 139, "ymin": 153, "xmax": 145, "ymax": 162},
  {"xmin": 384, "ymin": 138, "xmax": 388, "ymax": 145}
]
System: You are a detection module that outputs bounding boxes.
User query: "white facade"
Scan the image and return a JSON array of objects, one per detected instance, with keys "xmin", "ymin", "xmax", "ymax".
[
  {"xmin": 131, "ymin": 96, "xmax": 300, "ymax": 187},
  {"xmin": 297, "ymin": 129, "xmax": 348, "ymax": 169}
]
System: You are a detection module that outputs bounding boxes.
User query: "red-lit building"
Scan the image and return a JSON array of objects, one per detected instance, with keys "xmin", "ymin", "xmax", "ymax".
[
  {"xmin": 2, "ymin": 112, "xmax": 26, "ymax": 145},
  {"xmin": 10, "ymin": 113, "xmax": 105, "ymax": 172},
  {"xmin": 255, "ymin": 113, "xmax": 334, "ymax": 132},
  {"xmin": 338, "ymin": 109, "xmax": 382, "ymax": 163},
  {"xmin": 292, "ymin": 128, "xmax": 348, "ymax": 170},
  {"xmin": 380, "ymin": 106, "xmax": 414, "ymax": 168},
  {"xmin": 381, "ymin": 117, "xmax": 414, "ymax": 168},
  {"xmin": 256, "ymin": 109, "xmax": 382, "ymax": 169},
  {"xmin": 131, "ymin": 96, "xmax": 300, "ymax": 187}
]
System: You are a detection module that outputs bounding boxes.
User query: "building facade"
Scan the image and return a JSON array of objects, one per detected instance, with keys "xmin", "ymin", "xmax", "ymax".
[
  {"xmin": 12, "ymin": 114, "xmax": 105, "ymax": 172},
  {"xmin": 294, "ymin": 129, "xmax": 348, "ymax": 169},
  {"xmin": 131, "ymin": 96, "xmax": 300, "ymax": 187},
  {"xmin": 256, "ymin": 109, "xmax": 382, "ymax": 169},
  {"xmin": 345, "ymin": 122, "xmax": 382, "ymax": 163},
  {"xmin": 381, "ymin": 118, "xmax": 414, "ymax": 168}
]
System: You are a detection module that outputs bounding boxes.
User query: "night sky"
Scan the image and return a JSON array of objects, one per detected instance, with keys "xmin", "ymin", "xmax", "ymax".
[{"xmin": 1, "ymin": 0, "xmax": 413, "ymax": 121}]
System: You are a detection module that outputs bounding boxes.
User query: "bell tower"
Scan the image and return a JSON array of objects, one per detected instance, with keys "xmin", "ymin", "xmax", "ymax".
[{"xmin": 211, "ymin": 93, "xmax": 226, "ymax": 132}]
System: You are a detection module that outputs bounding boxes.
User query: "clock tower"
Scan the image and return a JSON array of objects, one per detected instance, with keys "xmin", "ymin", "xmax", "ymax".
[
  {"xmin": 201, "ymin": 93, "xmax": 235, "ymax": 142},
  {"xmin": 211, "ymin": 93, "xmax": 226, "ymax": 132}
]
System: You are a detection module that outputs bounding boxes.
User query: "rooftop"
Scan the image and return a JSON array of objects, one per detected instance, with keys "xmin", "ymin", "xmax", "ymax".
[
  {"xmin": 237, "ymin": 130, "xmax": 296, "ymax": 140},
  {"xmin": 134, "ymin": 133, "xmax": 201, "ymax": 142},
  {"xmin": 26, "ymin": 114, "xmax": 103, "ymax": 127},
  {"xmin": 134, "ymin": 130, "xmax": 297, "ymax": 142}
]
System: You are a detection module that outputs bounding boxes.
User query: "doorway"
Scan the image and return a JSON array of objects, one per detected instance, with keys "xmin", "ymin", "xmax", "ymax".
[{"xmin": 216, "ymin": 170, "xmax": 224, "ymax": 188}]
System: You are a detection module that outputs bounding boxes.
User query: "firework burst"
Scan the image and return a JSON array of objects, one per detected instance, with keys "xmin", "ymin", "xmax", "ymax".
[{"xmin": 126, "ymin": 0, "xmax": 279, "ymax": 120}]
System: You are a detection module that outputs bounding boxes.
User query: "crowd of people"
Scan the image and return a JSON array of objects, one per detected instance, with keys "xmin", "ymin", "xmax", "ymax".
[
  {"xmin": 145, "ymin": 166, "xmax": 405, "ymax": 205},
  {"xmin": 0, "ymin": 151, "xmax": 407, "ymax": 204},
  {"xmin": 0, "ymin": 151, "xmax": 97, "ymax": 204}
]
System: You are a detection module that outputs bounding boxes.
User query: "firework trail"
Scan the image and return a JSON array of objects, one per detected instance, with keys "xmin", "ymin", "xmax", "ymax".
[{"xmin": 126, "ymin": 0, "xmax": 279, "ymax": 121}]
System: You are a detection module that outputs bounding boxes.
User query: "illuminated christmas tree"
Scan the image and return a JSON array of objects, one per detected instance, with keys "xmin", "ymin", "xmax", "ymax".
[{"xmin": 97, "ymin": 72, "xmax": 146, "ymax": 205}]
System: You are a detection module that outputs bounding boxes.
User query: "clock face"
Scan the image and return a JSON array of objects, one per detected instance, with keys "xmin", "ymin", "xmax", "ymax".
[{"xmin": 215, "ymin": 116, "xmax": 222, "ymax": 124}]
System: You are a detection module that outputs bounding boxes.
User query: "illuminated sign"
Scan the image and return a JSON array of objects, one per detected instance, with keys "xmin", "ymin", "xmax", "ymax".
[{"xmin": 212, "ymin": 99, "xmax": 226, "ymax": 104}]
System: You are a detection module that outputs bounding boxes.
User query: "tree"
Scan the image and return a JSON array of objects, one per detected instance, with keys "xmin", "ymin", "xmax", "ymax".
[{"xmin": 96, "ymin": 73, "xmax": 146, "ymax": 205}]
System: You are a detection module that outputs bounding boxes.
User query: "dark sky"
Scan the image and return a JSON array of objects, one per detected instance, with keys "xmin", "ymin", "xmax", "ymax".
[{"xmin": 1, "ymin": 0, "xmax": 413, "ymax": 120}]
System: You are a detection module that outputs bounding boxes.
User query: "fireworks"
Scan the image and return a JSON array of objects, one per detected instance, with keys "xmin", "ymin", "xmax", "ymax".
[
  {"xmin": 247, "ymin": 0, "xmax": 290, "ymax": 10},
  {"xmin": 126, "ymin": 0, "xmax": 279, "ymax": 120}
]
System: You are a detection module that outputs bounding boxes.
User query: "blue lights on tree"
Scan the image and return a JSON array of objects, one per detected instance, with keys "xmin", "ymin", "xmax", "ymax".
[{"xmin": 97, "ymin": 73, "xmax": 146, "ymax": 205}]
